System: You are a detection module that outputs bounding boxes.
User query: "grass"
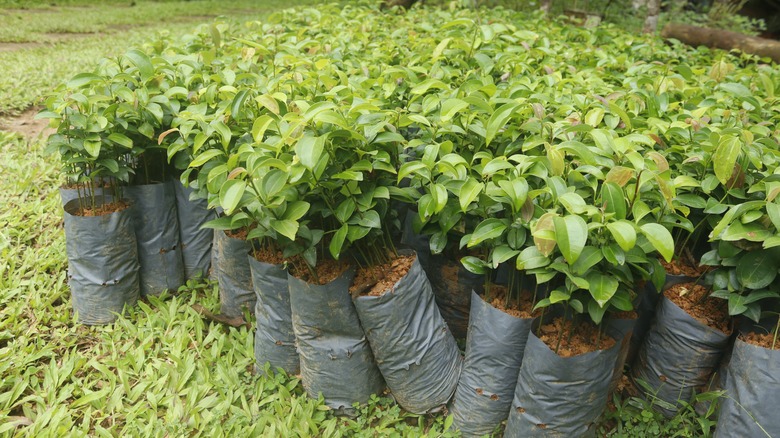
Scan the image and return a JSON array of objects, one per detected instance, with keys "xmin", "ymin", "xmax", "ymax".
[{"xmin": 0, "ymin": 0, "xmax": 725, "ymax": 435}]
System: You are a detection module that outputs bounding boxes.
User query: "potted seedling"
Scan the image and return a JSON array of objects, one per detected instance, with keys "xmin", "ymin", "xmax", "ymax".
[{"xmin": 42, "ymin": 74, "xmax": 140, "ymax": 325}]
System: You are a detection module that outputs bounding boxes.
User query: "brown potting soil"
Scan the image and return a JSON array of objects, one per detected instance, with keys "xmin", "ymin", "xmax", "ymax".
[
  {"xmin": 226, "ymin": 227, "xmax": 249, "ymax": 240},
  {"xmin": 741, "ymin": 331, "xmax": 780, "ymax": 350},
  {"xmin": 661, "ymin": 257, "xmax": 709, "ymax": 277},
  {"xmin": 537, "ymin": 317, "xmax": 616, "ymax": 358},
  {"xmin": 289, "ymin": 257, "xmax": 349, "ymax": 286},
  {"xmin": 76, "ymin": 200, "xmax": 130, "ymax": 216},
  {"xmin": 350, "ymin": 253, "xmax": 416, "ymax": 296},
  {"xmin": 611, "ymin": 310, "xmax": 638, "ymax": 320},
  {"xmin": 664, "ymin": 282, "xmax": 731, "ymax": 334},
  {"xmin": 486, "ymin": 285, "xmax": 537, "ymax": 319},
  {"xmin": 252, "ymin": 247, "xmax": 285, "ymax": 265}
]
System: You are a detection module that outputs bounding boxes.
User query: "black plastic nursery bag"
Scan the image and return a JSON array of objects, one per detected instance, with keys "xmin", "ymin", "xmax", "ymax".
[
  {"xmin": 715, "ymin": 338, "xmax": 780, "ymax": 437},
  {"xmin": 63, "ymin": 196, "xmax": 140, "ymax": 325},
  {"xmin": 124, "ymin": 182, "xmax": 184, "ymax": 296},
  {"xmin": 505, "ymin": 332, "xmax": 620, "ymax": 437},
  {"xmin": 632, "ymin": 295, "xmax": 730, "ymax": 417},
  {"xmin": 352, "ymin": 251, "xmax": 462, "ymax": 414},
  {"xmin": 288, "ymin": 268, "xmax": 385, "ymax": 412},
  {"xmin": 248, "ymin": 256, "xmax": 299, "ymax": 377},
  {"xmin": 174, "ymin": 180, "xmax": 215, "ymax": 279},
  {"xmin": 449, "ymin": 291, "xmax": 535, "ymax": 437},
  {"xmin": 213, "ymin": 229, "xmax": 255, "ymax": 318}
]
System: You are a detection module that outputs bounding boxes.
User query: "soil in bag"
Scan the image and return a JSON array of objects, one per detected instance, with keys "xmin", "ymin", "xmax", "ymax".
[
  {"xmin": 714, "ymin": 332, "xmax": 780, "ymax": 437},
  {"xmin": 505, "ymin": 317, "xmax": 619, "ymax": 437},
  {"xmin": 351, "ymin": 251, "xmax": 462, "ymax": 414},
  {"xmin": 249, "ymin": 249, "xmax": 298, "ymax": 377},
  {"xmin": 289, "ymin": 259, "xmax": 384, "ymax": 413},
  {"xmin": 124, "ymin": 182, "xmax": 184, "ymax": 296},
  {"xmin": 213, "ymin": 228, "xmax": 255, "ymax": 318},
  {"xmin": 174, "ymin": 180, "xmax": 215, "ymax": 279},
  {"xmin": 632, "ymin": 282, "xmax": 731, "ymax": 417},
  {"xmin": 64, "ymin": 196, "xmax": 140, "ymax": 325},
  {"xmin": 449, "ymin": 288, "xmax": 537, "ymax": 437}
]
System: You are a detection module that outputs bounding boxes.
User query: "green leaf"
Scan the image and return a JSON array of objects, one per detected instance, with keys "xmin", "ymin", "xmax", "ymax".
[
  {"xmin": 491, "ymin": 245, "xmax": 520, "ymax": 269},
  {"xmin": 458, "ymin": 178, "xmax": 483, "ymax": 212},
  {"xmin": 271, "ymin": 219, "xmax": 299, "ymax": 241},
  {"xmin": 283, "ymin": 201, "xmax": 309, "ymax": 221},
  {"xmin": 219, "ymin": 179, "xmax": 245, "ymax": 215},
  {"xmin": 607, "ymin": 220, "xmax": 637, "ymax": 252},
  {"xmin": 587, "ymin": 272, "xmax": 619, "ymax": 307},
  {"xmin": 262, "ymin": 169, "xmax": 288, "ymax": 199},
  {"xmin": 516, "ymin": 246, "xmax": 550, "ymax": 270},
  {"xmin": 440, "ymin": 98, "xmax": 469, "ymax": 123},
  {"xmin": 461, "ymin": 256, "xmax": 487, "ymax": 275},
  {"xmin": 67, "ymin": 73, "xmax": 103, "ymax": 89},
  {"xmin": 335, "ymin": 198, "xmax": 356, "ymax": 223},
  {"xmin": 558, "ymin": 192, "xmax": 587, "ymax": 215},
  {"xmin": 295, "ymin": 136, "xmax": 325, "ymax": 171},
  {"xmin": 125, "ymin": 48, "xmax": 154, "ymax": 82},
  {"xmin": 713, "ymin": 135, "xmax": 741, "ymax": 185},
  {"xmin": 600, "ymin": 182, "xmax": 626, "ymax": 220},
  {"xmin": 588, "ymin": 300, "xmax": 608, "ymax": 325},
  {"xmin": 108, "ymin": 132, "xmax": 133, "ymax": 149},
  {"xmin": 485, "ymin": 102, "xmax": 520, "ymax": 146},
  {"xmin": 640, "ymin": 223, "xmax": 674, "ymax": 262},
  {"xmin": 329, "ymin": 225, "xmax": 348, "ymax": 260},
  {"xmin": 736, "ymin": 250, "xmax": 778, "ymax": 289},
  {"xmin": 252, "ymin": 115, "xmax": 274, "ymax": 143},
  {"xmin": 571, "ymin": 246, "xmax": 603, "ymax": 275},
  {"xmin": 358, "ymin": 210, "xmax": 381, "ymax": 229},
  {"xmin": 468, "ymin": 218, "xmax": 507, "ymax": 247},
  {"xmin": 189, "ymin": 149, "xmax": 224, "ymax": 168},
  {"xmin": 84, "ymin": 140, "xmax": 101, "ymax": 158},
  {"xmin": 766, "ymin": 203, "xmax": 780, "ymax": 231},
  {"xmin": 553, "ymin": 215, "xmax": 588, "ymax": 264}
]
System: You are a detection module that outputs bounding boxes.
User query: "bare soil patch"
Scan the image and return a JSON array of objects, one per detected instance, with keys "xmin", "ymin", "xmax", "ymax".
[
  {"xmin": 487, "ymin": 285, "xmax": 537, "ymax": 318},
  {"xmin": 741, "ymin": 331, "xmax": 780, "ymax": 350},
  {"xmin": 0, "ymin": 107, "xmax": 54, "ymax": 139}
]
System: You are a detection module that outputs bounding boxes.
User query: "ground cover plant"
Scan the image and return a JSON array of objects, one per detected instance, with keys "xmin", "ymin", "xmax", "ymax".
[{"xmin": 5, "ymin": 0, "xmax": 780, "ymax": 435}]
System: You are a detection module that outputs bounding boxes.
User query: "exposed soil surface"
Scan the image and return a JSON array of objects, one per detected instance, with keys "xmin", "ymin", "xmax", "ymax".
[
  {"xmin": 0, "ymin": 107, "xmax": 53, "ymax": 139},
  {"xmin": 741, "ymin": 331, "xmax": 780, "ymax": 350},
  {"xmin": 661, "ymin": 257, "xmax": 709, "ymax": 277},
  {"xmin": 486, "ymin": 285, "xmax": 537, "ymax": 318},
  {"xmin": 252, "ymin": 247, "xmax": 285, "ymax": 265},
  {"xmin": 290, "ymin": 257, "xmax": 349, "ymax": 286},
  {"xmin": 74, "ymin": 200, "xmax": 129, "ymax": 216},
  {"xmin": 351, "ymin": 252, "xmax": 415, "ymax": 296},
  {"xmin": 664, "ymin": 282, "xmax": 731, "ymax": 334},
  {"xmin": 611, "ymin": 310, "xmax": 638, "ymax": 320},
  {"xmin": 537, "ymin": 317, "xmax": 616, "ymax": 358},
  {"xmin": 225, "ymin": 227, "xmax": 249, "ymax": 240}
]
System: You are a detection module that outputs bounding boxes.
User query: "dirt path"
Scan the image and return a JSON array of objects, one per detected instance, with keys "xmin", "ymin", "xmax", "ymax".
[{"xmin": 0, "ymin": 107, "xmax": 53, "ymax": 139}]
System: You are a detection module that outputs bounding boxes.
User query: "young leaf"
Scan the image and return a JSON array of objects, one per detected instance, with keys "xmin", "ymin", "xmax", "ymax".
[
  {"xmin": 553, "ymin": 215, "xmax": 588, "ymax": 264},
  {"xmin": 485, "ymin": 102, "xmax": 520, "ymax": 146},
  {"xmin": 606, "ymin": 220, "xmax": 637, "ymax": 252},
  {"xmin": 295, "ymin": 136, "xmax": 325, "ymax": 171},
  {"xmin": 219, "ymin": 179, "xmax": 245, "ymax": 215},
  {"xmin": 329, "ymin": 225, "xmax": 348, "ymax": 260},
  {"xmin": 736, "ymin": 250, "xmax": 778, "ymax": 290},
  {"xmin": 713, "ymin": 135, "xmax": 742, "ymax": 186},
  {"xmin": 587, "ymin": 272, "xmax": 619, "ymax": 307},
  {"xmin": 468, "ymin": 218, "xmax": 507, "ymax": 247},
  {"xmin": 639, "ymin": 223, "xmax": 674, "ymax": 262},
  {"xmin": 271, "ymin": 219, "xmax": 299, "ymax": 241},
  {"xmin": 458, "ymin": 178, "xmax": 483, "ymax": 212}
]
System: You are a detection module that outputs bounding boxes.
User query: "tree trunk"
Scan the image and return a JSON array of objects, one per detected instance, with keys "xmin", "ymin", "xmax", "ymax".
[
  {"xmin": 540, "ymin": 0, "xmax": 553, "ymax": 13},
  {"xmin": 662, "ymin": 23, "xmax": 780, "ymax": 63},
  {"xmin": 643, "ymin": 0, "xmax": 660, "ymax": 33}
]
